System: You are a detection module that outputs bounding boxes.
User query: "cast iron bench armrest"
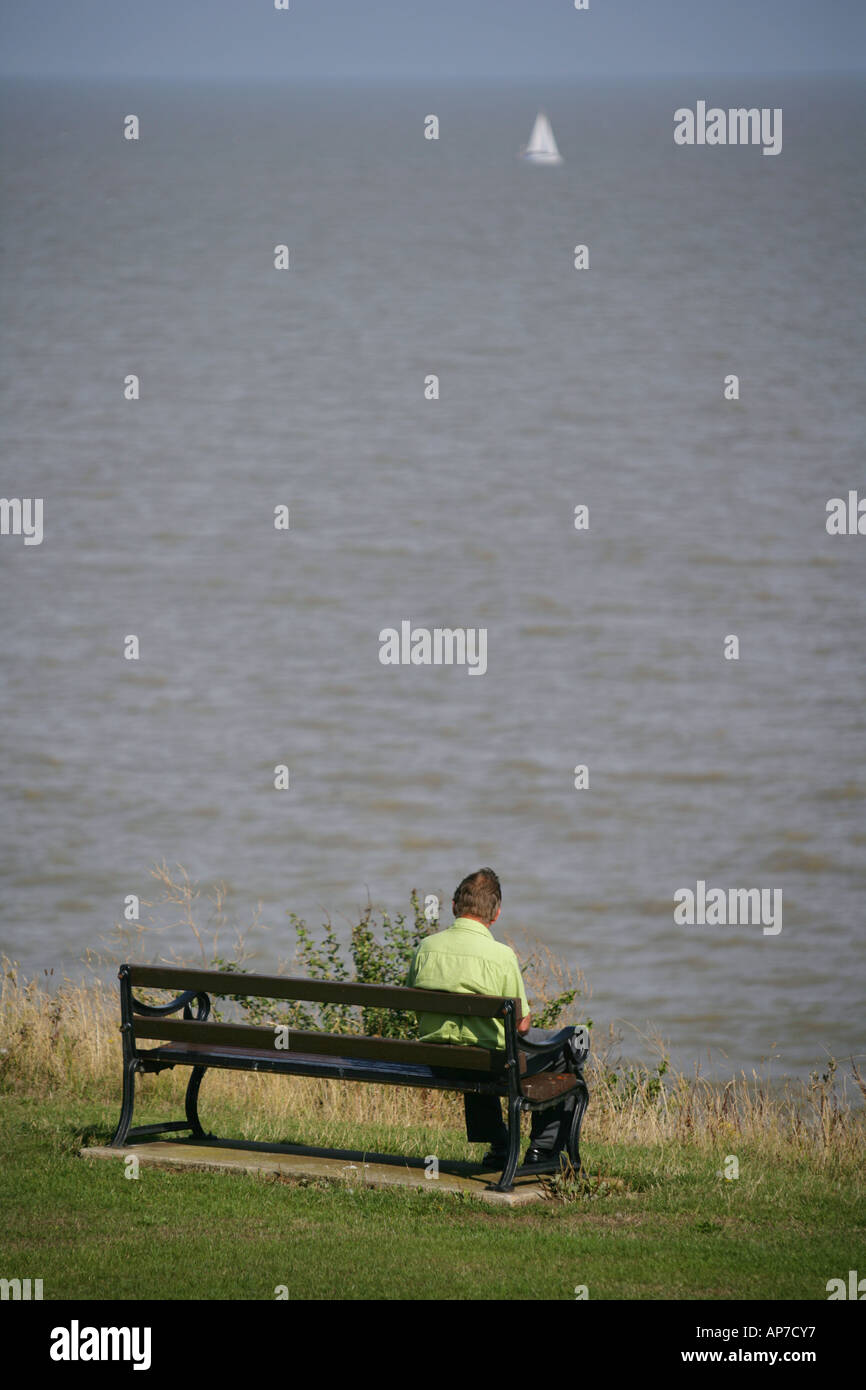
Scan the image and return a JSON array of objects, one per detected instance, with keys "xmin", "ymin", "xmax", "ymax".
[
  {"xmin": 517, "ymin": 1024, "xmax": 590, "ymax": 1063},
  {"xmin": 129, "ymin": 988, "xmax": 211, "ymax": 1021}
]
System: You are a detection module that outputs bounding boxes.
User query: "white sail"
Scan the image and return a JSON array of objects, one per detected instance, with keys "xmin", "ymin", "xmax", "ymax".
[{"xmin": 521, "ymin": 111, "xmax": 563, "ymax": 165}]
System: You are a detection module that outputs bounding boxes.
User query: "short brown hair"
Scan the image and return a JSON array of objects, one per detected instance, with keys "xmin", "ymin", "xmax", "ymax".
[{"xmin": 452, "ymin": 868, "xmax": 501, "ymax": 924}]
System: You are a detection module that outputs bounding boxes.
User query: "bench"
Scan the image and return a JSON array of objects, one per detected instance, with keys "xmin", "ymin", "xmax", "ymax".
[{"xmin": 110, "ymin": 963, "xmax": 590, "ymax": 1193}]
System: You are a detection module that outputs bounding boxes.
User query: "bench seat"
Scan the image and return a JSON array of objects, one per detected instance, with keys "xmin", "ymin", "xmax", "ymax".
[
  {"xmin": 143, "ymin": 1042, "xmax": 508, "ymax": 1093},
  {"xmin": 143, "ymin": 1042, "xmax": 579, "ymax": 1104}
]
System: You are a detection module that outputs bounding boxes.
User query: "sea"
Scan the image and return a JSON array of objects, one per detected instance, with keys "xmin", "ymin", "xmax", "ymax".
[{"xmin": 1, "ymin": 74, "xmax": 864, "ymax": 1080}]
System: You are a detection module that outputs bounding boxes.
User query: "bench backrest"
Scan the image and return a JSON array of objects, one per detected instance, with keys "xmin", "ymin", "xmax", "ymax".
[{"xmin": 120, "ymin": 964, "xmax": 519, "ymax": 1074}]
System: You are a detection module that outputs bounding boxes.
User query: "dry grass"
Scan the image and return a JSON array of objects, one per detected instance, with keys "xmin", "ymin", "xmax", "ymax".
[
  {"xmin": 2, "ymin": 956, "xmax": 863, "ymax": 1171},
  {"xmin": 0, "ymin": 957, "xmax": 465, "ymax": 1145}
]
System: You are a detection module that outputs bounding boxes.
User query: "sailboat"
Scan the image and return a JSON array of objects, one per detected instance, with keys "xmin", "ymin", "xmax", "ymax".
[{"xmin": 520, "ymin": 111, "xmax": 563, "ymax": 166}]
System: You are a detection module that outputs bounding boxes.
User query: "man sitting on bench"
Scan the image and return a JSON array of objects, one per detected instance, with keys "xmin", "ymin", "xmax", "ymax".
[{"xmin": 406, "ymin": 866, "xmax": 583, "ymax": 1170}]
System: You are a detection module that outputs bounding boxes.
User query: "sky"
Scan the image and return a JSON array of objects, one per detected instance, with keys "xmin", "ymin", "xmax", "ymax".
[{"xmin": 0, "ymin": 0, "xmax": 864, "ymax": 80}]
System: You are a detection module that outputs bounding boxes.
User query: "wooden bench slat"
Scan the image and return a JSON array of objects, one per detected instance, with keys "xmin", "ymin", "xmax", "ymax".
[
  {"xmin": 128, "ymin": 964, "xmax": 515, "ymax": 1019},
  {"xmin": 133, "ymin": 1016, "xmax": 505, "ymax": 1072}
]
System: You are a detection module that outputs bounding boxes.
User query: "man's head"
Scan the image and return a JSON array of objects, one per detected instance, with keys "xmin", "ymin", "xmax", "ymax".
[{"xmin": 452, "ymin": 867, "xmax": 501, "ymax": 927}]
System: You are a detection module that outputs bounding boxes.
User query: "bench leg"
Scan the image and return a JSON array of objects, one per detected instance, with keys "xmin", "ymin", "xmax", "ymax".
[
  {"xmin": 184, "ymin": 1065, "xmax": 212, "ymax": 1139},
  {"xmin": 491, "ymin": 1094, "xmax": 523, "ymax": 1193},
  {"xmin": 109, "ymin": 1061, "xmax": 214, "ymax": 1147},
  {"xmin": 565, "ymin": 1078, "xmax": 589, "ymax": 1176},
  {"xmin": 110, "ymin": 1058, "xmax": 139, "ymax": 1147}
]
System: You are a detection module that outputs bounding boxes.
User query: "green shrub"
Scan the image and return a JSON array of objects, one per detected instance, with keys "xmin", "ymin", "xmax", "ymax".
[{"xmin": 210, "ymin": 892, "xmax": 580, "ymax": 1039}]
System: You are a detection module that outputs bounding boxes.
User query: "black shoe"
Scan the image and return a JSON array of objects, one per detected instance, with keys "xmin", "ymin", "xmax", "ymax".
[
  {"xmin": 523, "ymin": 1146, "xmax": 563, "ymax": 1168},
  {"xmin": 481, "ymin": 1148, "xmax": 507, "ymax": 1169}
]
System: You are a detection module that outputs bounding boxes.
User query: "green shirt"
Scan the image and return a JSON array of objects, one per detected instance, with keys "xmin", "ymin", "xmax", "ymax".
[{"xmin": 405, "ymin": 917, "xmax": 529, "ymax": 1051}]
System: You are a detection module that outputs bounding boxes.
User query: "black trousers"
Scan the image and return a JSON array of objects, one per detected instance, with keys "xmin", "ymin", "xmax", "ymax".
[{"xmin": 463, "ymin": 1026, "xmax": 579, "ymax": 1153}]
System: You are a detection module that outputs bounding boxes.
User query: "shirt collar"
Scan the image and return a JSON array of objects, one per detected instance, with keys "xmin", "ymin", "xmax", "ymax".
[{"xmin": 452, "ymin": 917, "xmax": 492, "ymax": 937}]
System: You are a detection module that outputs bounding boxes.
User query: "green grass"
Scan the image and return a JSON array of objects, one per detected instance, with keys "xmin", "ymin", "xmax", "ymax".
[{"xmin": 1, "ymin": 1095, "xmax": 862, "ymax": 1300}]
